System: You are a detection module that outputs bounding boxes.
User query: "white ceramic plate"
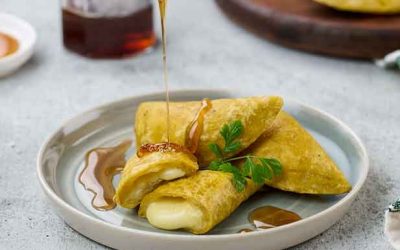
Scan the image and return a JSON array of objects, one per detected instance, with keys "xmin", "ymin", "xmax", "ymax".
[
  {"xmin": 37, "ymin": 90, "xmax": 368, "ymax": 250},
  {"xmin": 0, "ymin": 13, "xmax": 36, "ymax": 78}
]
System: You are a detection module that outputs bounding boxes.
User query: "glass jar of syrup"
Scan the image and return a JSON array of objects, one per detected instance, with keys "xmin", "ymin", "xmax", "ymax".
[{"xmin": 62, "ymin": 0, "xmax": 156, "ymax": 58}]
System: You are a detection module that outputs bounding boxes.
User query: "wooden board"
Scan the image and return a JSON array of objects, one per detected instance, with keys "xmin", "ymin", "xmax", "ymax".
[{"xmin": 216, "ymin": 0, "xmax": 400, "ymax": 59}]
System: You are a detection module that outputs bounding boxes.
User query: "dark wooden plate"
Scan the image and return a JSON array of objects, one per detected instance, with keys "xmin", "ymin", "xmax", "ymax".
[{"xmin": 216, "ymin": 0, "xmax": 400, "ymax": 59}]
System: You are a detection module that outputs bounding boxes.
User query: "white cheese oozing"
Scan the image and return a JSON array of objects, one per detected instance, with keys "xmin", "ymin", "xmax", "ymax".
[
  {"xmin": 146, "ymin": 198, "xmax": 203, "ymax": 230},
  {"xmin": 127, "ymin": 168, "xmax": 187, "ymax": 207},
  {"xmin": 160, "ymin": 168, "xmax": 185, "ymax": 180}
]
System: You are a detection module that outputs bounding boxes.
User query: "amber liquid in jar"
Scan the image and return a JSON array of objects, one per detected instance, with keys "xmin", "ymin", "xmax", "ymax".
[{"xmin": 62, "ymin": 5, "xmax": 156, "ymax": 58}]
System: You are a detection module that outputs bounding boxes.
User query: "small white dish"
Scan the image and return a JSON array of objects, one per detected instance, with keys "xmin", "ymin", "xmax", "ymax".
[
  {"xmin": 37, "ymin": 90, "xmax": 369, "ymax": 250},
  {"xmin": 0, "ymin": 13, "xmax": 36, "ymax": 78}
]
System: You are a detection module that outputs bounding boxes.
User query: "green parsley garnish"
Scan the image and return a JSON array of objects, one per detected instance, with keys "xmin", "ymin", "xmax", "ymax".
[
  {"xmin": 397, "ymin": 57, "xmax": 400, "ymax": 69},
  {"xmin": 208, "ymin": 120, "xmax": 283, "ymax": 192}
]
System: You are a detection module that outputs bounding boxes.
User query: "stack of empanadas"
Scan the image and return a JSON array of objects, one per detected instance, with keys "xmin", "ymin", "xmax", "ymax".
[
  {"xmin": 134, "ymin": 96, "xmax": 284, "ymax": 166},
  {"xmin": 114, "ymin": 96, "xmax": 351, "ymax": 234}
]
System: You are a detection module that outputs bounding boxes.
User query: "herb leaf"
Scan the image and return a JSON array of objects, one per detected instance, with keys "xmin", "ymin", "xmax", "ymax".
[
  {"xmin": 207, "ymin": 120, "xmax": 283, "ymax": 192},
  {"xmin": 242, "ymin": 157, "xmax": 252, "ymax": 176},
  {"xmin": 218, "ymin": 119, "xmax": 244, "ymax": 154},
  {"xmin": 220, "ymin": 124, "xmax": 230, "ymax": 142},
  {"xmin": 223, "ymin": 141, "xmax": 241, "ymax": 153},
  {"xmin": 215, "ymin": 162, "xmax": 247, "ymax": 192},
  {"xmin": 209, "ymin": 159, "xmax": 223, "ymax": 171},
  {"xmin": 243, "ymin": 157, "xmax": 266, "ymax": 185},
  {"xmin": 232, "ymin": 173, "xmax": 247, "ymax": 192},
  {"xmin": 208, "ymin": 143, "xmax": 223, "ymax": 158},
  {"xmin": 261, "ymin": 158, "xmax": 282, "ymax": 176},
  {"xmin": 257, "ymin": 162, "xmax": 272, "ymax": 181},
  {"xmin": 228, "ymin": 120, "xmax": 244, "ymax": 141}
]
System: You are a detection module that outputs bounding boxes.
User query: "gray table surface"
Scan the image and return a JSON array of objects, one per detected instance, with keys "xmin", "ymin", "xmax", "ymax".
[{"xmin": 1, "ymin": 0, "xmax": 399, "ymax": 249}]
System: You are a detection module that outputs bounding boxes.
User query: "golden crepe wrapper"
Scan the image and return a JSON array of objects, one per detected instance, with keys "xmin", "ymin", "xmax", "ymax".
[
  {"xmin": 135, "ymin": 96, "xmax": 284, "ymax": 166},
  {"xmin": 313, "ymin": 0, "xmax": 400, "ymax": 14},
  {"xmin": 139, "ymin": 170, "xmax": 260, "ymax": 234},
  {"xmin": 114, "ymin": 150, "xmax": 199, "ymax": 208},
  {"xmin": 241, "ymin": 111, "xmax": 351, "ymax": 195}
]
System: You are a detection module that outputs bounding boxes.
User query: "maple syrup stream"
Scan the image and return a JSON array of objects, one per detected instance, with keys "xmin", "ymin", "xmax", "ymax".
[{"xmin": 158, "ymin": 0, "xmax": 171, "ymax": 143}]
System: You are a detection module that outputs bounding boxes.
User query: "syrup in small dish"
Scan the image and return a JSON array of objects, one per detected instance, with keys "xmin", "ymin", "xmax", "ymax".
[{"xmin": 0, "ymin": 32, "xmax": 18, "ymax": 58}]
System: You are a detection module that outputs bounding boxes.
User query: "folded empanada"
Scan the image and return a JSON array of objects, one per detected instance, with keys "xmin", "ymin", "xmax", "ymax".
[
  {"xmin": 114, "ymin": 143, "xmax": 199, "ymax": 208},
  {"xmin": 139, "ymin": 170, "xmax": 260, "ymax": 234},
  {"xmin": 241, "ymin": 111, "xmax": 351, "ymax": 195},
  {"xmin": 135, "ymin": 96, "xmax": 284, "ymax": 166}
]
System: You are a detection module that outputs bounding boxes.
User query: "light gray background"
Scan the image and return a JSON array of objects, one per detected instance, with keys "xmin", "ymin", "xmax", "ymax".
[{"xmin": 1, "ymin": 0, "xmax": 399, "ymax": 249}]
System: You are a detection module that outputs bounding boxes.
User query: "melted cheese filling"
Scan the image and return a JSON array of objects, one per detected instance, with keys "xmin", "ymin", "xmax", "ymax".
[
  {"xmin": 146, "ymin": 198, "xmax": 203, "ymax": 230},
  {"xmin": 127, "ymin": 168, "xmax": 186, "ymax": 207},
  {"xmin": 159, "ymin": 168, "xmax": 185, "ymax": 180}
]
